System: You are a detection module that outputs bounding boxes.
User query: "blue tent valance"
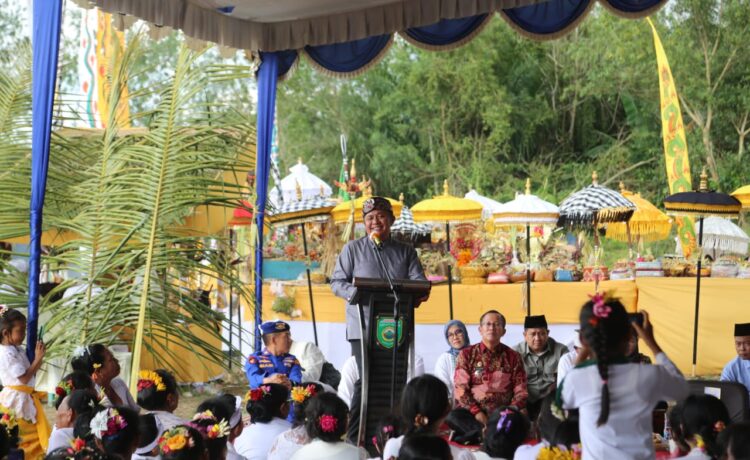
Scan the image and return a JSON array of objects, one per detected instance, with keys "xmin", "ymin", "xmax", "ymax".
[{"xmin": 260, "ymin": 0, "xmax": 666, "ymax": 80}]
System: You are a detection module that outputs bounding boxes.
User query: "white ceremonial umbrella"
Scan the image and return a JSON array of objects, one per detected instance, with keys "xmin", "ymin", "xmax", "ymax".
[
  {"xmin": 701, "ymin": 217, "xmax": 749, "ymax": 256},
  {"xmin": 493, "ymin": 179, "xmax": 560, "ymax": 315},
  {"xmin": 465, "ymin": 189, "xmax": 504, "ymax": 220},
  {"xmin": 269, "ymin": 159, "xmax": 333, "ymax": 206}
]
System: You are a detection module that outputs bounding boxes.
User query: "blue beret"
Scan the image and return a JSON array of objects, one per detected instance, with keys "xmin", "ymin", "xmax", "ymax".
[{"xmin": 260, "ymin": 321, "xmax": 290, "ymax": 336}]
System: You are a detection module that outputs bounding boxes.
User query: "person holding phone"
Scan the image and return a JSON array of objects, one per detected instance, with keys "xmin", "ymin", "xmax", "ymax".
[
  {"xmin": 0, "ymin": 305, "xmax": 51, "ymax": 459},
  {"xmin": 626, "ymin": 313, "xmax": 651, "ymax": 364}
]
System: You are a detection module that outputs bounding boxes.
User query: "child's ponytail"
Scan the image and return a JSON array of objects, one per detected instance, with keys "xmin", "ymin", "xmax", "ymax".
[{"xmin": 579, "ymin": 293, "xmax": 629, "ymax": 427}]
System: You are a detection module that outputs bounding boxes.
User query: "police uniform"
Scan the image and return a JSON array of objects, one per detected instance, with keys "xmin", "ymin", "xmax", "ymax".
[{"xmin": 244, "ymin": 321, "xmax": 303, "ymax": 388}]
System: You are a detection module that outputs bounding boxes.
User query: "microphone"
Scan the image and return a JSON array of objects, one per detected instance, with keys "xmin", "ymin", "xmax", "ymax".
[{"xmin": 370, "ymin": 231, "xmax": 383, "ymax": 249}]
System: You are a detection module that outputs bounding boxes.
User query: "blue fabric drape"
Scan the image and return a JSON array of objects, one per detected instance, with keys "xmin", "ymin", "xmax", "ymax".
[
  {"xmin": 605, "ymin": 0, "xmax": 666, "ymax": 14},
  {"xmin": 254, "ymin": 52, "xmax": 279, "ymax": 352},
  {"xmin": 27, "ymin": 0, "xmax": 63, "ymax": 361},
  {"xmin": 403, "ymin": 14, "xmax": 489, "ymax": 49},
  {"xmin": 502, "ymin": 0, "xmax": 592, "ymax": 37},
  {"xmin": 276, "ymin": 49, "xmax": 299, "ymax": 80},
  {"xmin": 304, "ymin": 34, "xmax": 391, "ymax": 76}
]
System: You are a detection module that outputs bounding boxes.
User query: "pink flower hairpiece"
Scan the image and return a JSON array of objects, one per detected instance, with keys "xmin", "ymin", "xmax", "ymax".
[
  {"xmin": 382, "ymin": 425, "xmax": 394, "ymax": 434},
  {"xmin": 589, "ymin": 292, "xmax": 612, "ymax": 319},
  {"xmin": 318, "ymin": 414, "xmax": 338, "ymax": 433}
]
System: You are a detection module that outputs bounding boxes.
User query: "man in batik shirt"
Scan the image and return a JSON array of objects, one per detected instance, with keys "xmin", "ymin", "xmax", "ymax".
[{"xmin": 454, "ymin": 310, "xmax": 528, "ymax": 425}]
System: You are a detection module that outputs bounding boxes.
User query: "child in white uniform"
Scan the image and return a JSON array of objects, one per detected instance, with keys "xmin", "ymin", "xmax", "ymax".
[
  {"xmin": 137, "ymin": 369, "xmax": 186, "ymax": 430},
  {"xmin": 0, "ymin": 306, "xmax": 50, "ymax": 458},
  {"xmin": 559, "ymin": 295, "xmax": 688, "ymax": 460}
]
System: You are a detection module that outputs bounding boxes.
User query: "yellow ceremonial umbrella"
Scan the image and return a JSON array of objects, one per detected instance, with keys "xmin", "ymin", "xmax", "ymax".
[
  {"xmin": 605, "ymin": 183, "xmax": 672, "ymax": 254},
  {"xmin": 732, "ymin": 185, "xmax": 750, "ymax": 209},
  {"xmin": 330, "ymin": 193, "xmax": 403, "ymax": 224},
  {"xmin": 411, "ymin": 180, "xmax": 483, "ymax": 319}
]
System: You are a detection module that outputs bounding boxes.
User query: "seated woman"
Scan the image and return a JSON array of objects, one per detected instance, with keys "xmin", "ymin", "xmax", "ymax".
[
  {"xmin": 234, "ymin": 383, "xmax": 291, "ymax": 460},
  {"xmin": 137, "ymin": 369, "xmax": 186, "ymax": 430},
  {"xmin": 383, "ymin": 375, "xmax": 475, "ymax": 460},
  {"xmin": 434, "ymin": 320, "xmax": 470, "ymax": 402},
  {"xmin": 268, "ymin": 382, "xmax": 323, "ymax": 460},
  {"xmin": 290, "ymin": 392, "xmax": 367, "ymax": 459},
  {"xmin": 71, "ymin": 344, "xmax": 139, "ymax": 410},
  {"xmin": 47, "ymin": 389, "xmax": 99, "ymax": 453}
]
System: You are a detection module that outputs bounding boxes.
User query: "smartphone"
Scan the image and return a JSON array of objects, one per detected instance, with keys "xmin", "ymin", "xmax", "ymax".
[{"xmin": 628, "ymin": 313, "xmax": 644, "ymax": 327}]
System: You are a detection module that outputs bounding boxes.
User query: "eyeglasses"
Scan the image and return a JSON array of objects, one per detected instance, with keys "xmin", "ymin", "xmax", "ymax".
[{"xmin": 447, "ymin": 331, "xmax": 464, "ymax": 338}]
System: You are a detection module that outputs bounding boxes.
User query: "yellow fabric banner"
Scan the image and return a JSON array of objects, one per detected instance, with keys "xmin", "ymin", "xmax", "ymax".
[
  {"xmin": 96, "ymin": 11, "xmax": 131, "ymax": 128},
  {"xmin": 647, "ymin": 18, "xmax": 696, "ymax": 257}
]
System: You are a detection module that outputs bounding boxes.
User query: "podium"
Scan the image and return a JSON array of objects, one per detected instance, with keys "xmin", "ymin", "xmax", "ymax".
[{"xmin": 351, "ymin": 277, "xmax": 431, "ymax": 446}]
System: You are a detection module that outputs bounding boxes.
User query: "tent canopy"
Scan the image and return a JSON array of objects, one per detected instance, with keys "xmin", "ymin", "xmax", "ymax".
[{"xmin": 86, "ymin": 0, "xmax": 667, "ymax": 57}]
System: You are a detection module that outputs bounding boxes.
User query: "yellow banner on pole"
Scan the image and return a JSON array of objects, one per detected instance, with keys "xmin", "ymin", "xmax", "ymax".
[
  {"xmin": 647, "ymin": 18, "xmax": 696, "ymax": 257},
  {"xmin": 96, "ymin": 11, "xmax": 131, "ymax": 128}
]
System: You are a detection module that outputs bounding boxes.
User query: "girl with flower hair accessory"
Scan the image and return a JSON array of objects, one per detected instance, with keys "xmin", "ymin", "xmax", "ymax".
[
  {"xmin": 189, "ymin": 410, "xmax": 231, "ymax": 460},
  {"xmin": 290, "ymin": 392, "xmax": 367, "ymax": 460},
  {"xmin": 0, "ymin": 410, "xmax": 21, "ymax": 459},
  {"xmin": 371, "ymin": 415, "xmax": 403, "ymax": 458},
  {"xmin": 0, "ymin": 305, "xmax": 51, "ymax": 458},
  {"xmin": 473, "ymin": 407, "xmax": 528, "ymax": 459},
  {"xmin": 559, "ymin": 295, "xmax": 689, "ymax": 459},
  {"xmin": 158, "ymin": 425, "xmax": 207, "ymax": 460},
  {"xmin": 137, "ymin": 369, "xmax": 185, "ymax": 430},
  {"xmin": 196, "ymin": 394, "xmax": 245, "ymax": 460},
  {"xmin": 44, "ymin": 444, "xmax": 118, "ymax": 460},
  {"xmin": 268, "ymin": 382, "xmax": 325, "ymax": 460},
  {"xmin": 88, "ymin": 406, "xmax": 139, "ymax": 459},
  {"xmin": 383, "ymin": 375, "xmax": 474, "ymax": 460},
  {"xmin": 679, "ymin": 394, "xmax": 731, "ymax": 459},
  {"xmin": 54, "ymin": 371, "xmax": 95, "ymax": 410},
  {"xmin": 234, "ymin": 383, "xmax": 291, "ymax": 459},
  {"xmin": 71, "ymin": 344, "xmax": 139, "ymax": 411}
]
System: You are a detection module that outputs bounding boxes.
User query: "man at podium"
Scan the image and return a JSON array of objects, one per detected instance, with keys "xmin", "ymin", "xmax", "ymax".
[{"xmin": 331, "ymin": 196, "xmax": 429, "ymax": 442}]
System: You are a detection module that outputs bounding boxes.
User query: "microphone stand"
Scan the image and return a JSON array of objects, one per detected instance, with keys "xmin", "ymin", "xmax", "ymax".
[{"xmin": 369, "ymin": 236, "xmax": 401, "ymax": 407}]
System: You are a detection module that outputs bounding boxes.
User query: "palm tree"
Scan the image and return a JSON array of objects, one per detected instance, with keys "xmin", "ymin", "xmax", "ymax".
[{"xmin": 0, "ymin": 35, "xmax": 256, "ymax": 386}]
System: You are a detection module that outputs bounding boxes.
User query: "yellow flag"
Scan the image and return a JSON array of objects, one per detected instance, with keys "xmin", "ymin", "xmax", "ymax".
[
  {"xmin": 647, "ymin": 18, "xmax": 697, "ymax": 257},
  {"xmin": 96, "ymin": 11, "xmax": 131, "ymax": 128}
]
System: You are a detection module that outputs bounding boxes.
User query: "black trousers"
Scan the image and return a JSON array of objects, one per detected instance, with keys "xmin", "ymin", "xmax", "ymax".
[{"xmin": 347, "ymin": 339, "xmax": 363, "ymax": 445}]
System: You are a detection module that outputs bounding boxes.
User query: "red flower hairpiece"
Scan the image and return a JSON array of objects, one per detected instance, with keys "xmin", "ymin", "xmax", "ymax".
[
  {"xmin": 318, "ymin": 414, "xmax": 338, "ymax": 433},
  {"xmin": 714, "ymin": 420, "xmax": 726, "ymax": 433}
]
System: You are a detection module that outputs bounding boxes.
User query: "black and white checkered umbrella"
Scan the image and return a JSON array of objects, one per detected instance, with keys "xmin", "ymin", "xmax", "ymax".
[
  {"xmin": 267, "ymin": 196, "xmax": 336, "ymax": 226},
  {"xmin": 391, "ymin": 206, "xmax": 431, "ymax": 235},
  {"xmin": 558, "ymin": 172, "xmax": 635, "ymax": 228}
]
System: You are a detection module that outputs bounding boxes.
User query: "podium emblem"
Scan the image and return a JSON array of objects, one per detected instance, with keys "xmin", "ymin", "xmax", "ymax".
[{"xmin": 375, "ymin": 316, "xmax": 405, "ymax": 349}]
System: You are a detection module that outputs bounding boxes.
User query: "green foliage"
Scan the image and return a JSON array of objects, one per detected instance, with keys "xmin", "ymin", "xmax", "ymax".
[
  {"xmin": 276, "ymin": 4, "xmax": 749, "ymax": 209},
  {"xmin": 0, "ymin": 36, "xmax": 255, "ymax": 375}
]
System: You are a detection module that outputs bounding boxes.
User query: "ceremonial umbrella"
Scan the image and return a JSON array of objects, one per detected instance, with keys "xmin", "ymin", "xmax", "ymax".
[
  {"xmin": 269, "ymin": 159, "xmax": 333, "ymax": 206},
  {"xmin": 268, "ymin": 193, "xmax": 337, "ymax": 346},
  {"xmin": 465, "ymin": 189, "xmax": 504, "ymax": 220},
  {"xmin": 664, "ymin": 168, "xmax": 742, "ymax": 375},
  {"xmin": 558, "ymin": 171, "xmax": 636, "ymax": 290},
  {"xmin": 330, "ymin": 194, "xmax": 403, "ymax": 224},
  {"xmin": 701, "ymin": 217, "xmax": 749, "ymax": 257},
  {"xmin": 732, "ymin": 185, "xmax": 750, "ymax": 209},
  {"xmin": 605, "ymin": 183, "xmax": 672, "ymax": 255},
  {"xmin": 411, "ymin": 180, "xmax": 483, "ymax": 319},
  {"xmin": 493, "ymin": 179, "xmax": 559, "ymax": 316},
  {"xmin": 391, "ymin": 194, "xmax": 431, "ymax": 238}
]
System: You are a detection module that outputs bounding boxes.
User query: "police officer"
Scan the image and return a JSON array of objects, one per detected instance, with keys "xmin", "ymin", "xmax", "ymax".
[{"xmin": 245, "ymin": 321, "xmax": 302, "ymax": 389}]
